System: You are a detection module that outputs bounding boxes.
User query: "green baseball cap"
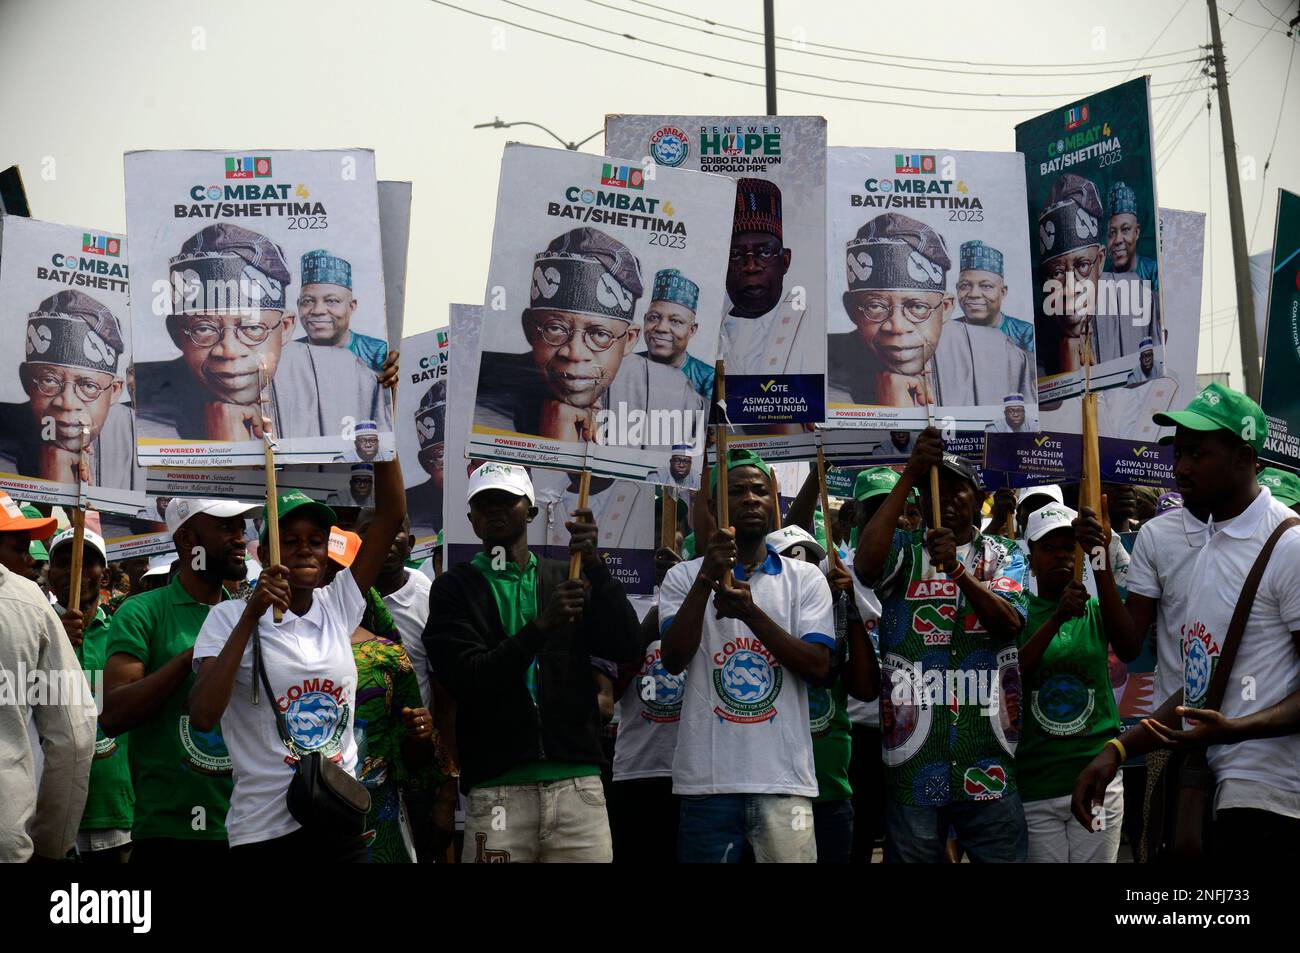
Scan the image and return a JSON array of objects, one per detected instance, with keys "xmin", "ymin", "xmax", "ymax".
[
  {"xmin": 1154, "ymin": 382, "xmax": 1267, "ymax": 453},
  {"xmin": 853, "ymin": 466, "xmax": 900, "ymax": 502},
  {"xmin": 708, "ymin": 448, "xmax": 773, "ymax": 494},
  {"xmin": 260, "ymin": 489, "xmax": 337, "ymax": 546},
  {"xmin": 19, "ymin": 504, "xmax": 50, "ymax": 560},
  {"xmin": 1258, "ymin": 467, "xmax": 1300, "ymax": 507}
]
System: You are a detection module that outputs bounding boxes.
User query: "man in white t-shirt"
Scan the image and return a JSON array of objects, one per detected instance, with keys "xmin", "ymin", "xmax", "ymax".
[
  {"xmin": 1073, "ymin": 383, "xmax": 1300, "ymax": 857},
  {"xmin": 660, "ymin": 448, "xmax": 834, "ymax": 863}
]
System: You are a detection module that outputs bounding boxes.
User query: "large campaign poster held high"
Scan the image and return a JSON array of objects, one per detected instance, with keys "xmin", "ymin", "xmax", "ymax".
[
  {"xmin": 1260, "ymin": 189, "xmax": 1300, "ymax": 471},
  {"xmin": 1017, "ymin": 78, "xmax": 1164, "ymax": 403},
  {"xmin": 604, "ymin": 116, "xmax": 827, "ymax": 432},
  {"xmin": 397, "ymin": 327, "xmax": 449, "ymax": 559},
  {"xmin": 125, "ymin": 149, "xmax": 395, "ymax": 466},
  {"xmin": 0, "ymin": 216, "xmax": 147, "ymax": 515},
  {"xmin": 825, "ymin": 146, "xmax": 1039, "ymax": 432},
  {"xmin": 468, "ymin": 143, "xmax": 735, "ymax": 487}
]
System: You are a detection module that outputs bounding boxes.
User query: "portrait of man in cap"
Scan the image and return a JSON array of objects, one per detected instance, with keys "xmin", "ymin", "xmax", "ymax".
[
  {"xmin": 349, "ymin": 462, "xmax": 374, "ymax": 506},
  {"xmin": 721, "ymin": 178, "xmax": 811, "ymax": 375},
  {"xmin": 474, "ymin": 226, "xmax": 705, "ymax": 449},
  {"xmin": 827, "ymin": 212, "xmax": 1035, "ymax": 409},
  {"xmin": 641, "ymin": 268, "xmax": 714, "ymax": 401},
  {"xmin": 134, "ymin": 223, "xmax": 391, "ymax": 444},
  {"xmin": 407, "ymin": 380, "xmax": 445, "ymax": 536},
  {"xmin": 0, "ymin": 289, "xmax": 142, "ymax": 490},
  {"xmin": 1035, "ymin": 174, "xmax": 1152, "ymax": 377},
  {"xmin": 295, "ymin": 248, "xmax": 389, "ymax": 373},
  {"xmin": 655, "ymin": 443, "xmax": 695, "ymax": 487},
  {"xmin": 955, "ymin": 240, "xmax": 1034, "ymax": 353},
  {"xmin": 1105, "ymin": 182, "xmax": 1158, "ymax": 287},
  {"xmin": 1124, "ymin": 337, "xmax": 1163, "ymax": 387},
  {"xmin": 985, "ymin": 394, "xmax": 1030, "ymax": 433}
]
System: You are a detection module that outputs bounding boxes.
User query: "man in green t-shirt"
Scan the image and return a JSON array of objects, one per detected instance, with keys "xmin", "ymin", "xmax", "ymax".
[
  {"xmin": 102, "ymin": 497, "xmax": 260, "ymax": 862},
  {"xmin": 1016, "ymin": 504, "xmax": 1142, "ymax": 863},
  {"xmin": 48, "ymin": 527, "xmax": 135, "ymax": 862},
  {"xmin": 425, "ymin": 462, "xmax": 641, "ymax": 863}
]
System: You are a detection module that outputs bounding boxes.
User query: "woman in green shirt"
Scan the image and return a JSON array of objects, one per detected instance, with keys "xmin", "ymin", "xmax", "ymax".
[{"xmin": 1017, "ymin": 502, "xmax": 1141, "ymax": 863}]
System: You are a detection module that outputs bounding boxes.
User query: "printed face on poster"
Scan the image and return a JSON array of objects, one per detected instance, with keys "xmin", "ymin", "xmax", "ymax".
[
  {"xmin": 124, "ymin": 149, "xmax": 394, "ymax": 467},
  {"xmin": 0, "ymin": 217, "xmax": 147, "ymax": 515},
  {"xmin": 985, "ymin": 208, "xmax": 1204, "ymax": 488},
  {"xmin": 1017, "ymin": 78, "xmax": 1164, "ymax": 403},
  {"xmin": 825, "ymin": 147, "xmax": 1039, "ymax": 431},
  {"xmin": 468, "ymin": 144, "xmax": 735, "ymax": 485},
  {"xmin": 397, "ymin": 327, "xmax": 450, "ymax": 558},
  {"xmin": 604, "ymin": 115, "xmax": 827, "ymax": 430}
]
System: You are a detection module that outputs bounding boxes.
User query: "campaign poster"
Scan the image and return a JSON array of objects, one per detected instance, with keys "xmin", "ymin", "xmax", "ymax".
[
  {"xmin": 1017, "ymin": 78, "xmax": 1164, "ymax": 403},
  {"xmin": 467, "ymin": 143, "xmax": 735, "ymax": 487},
  {"xmin": 443, "ymin": 304, "xmax": 483, "ymax": 570},
  {"xmin": 986, "ymin": 208, "xmax": 1203, "ymax": 487},
  {"xmin": 124, "ymin": 149, "xmax": 395, "ymax": 467},
  {"xmin": 1259, "ymin": 189, "xmax": 1300, "ymax": 470},
  {"xmin": 378, "ymin": 180, "xmax": 413, "ymax": 346},
  {"xmin": 397, "ymin": 327, "xmax": 450, "ymax": 559},
  {"xmin": 145, "ymin": 465, "xmax": 345, "ymax": 505},
  {"xmin": 605, "ymin": 115, "xmax": 827, "ymax": 438},
  {"xmin": 101, "ymin": 513, "xmax": 175, "ymax": 561},
  {"xmin": 825, "ymin": 147, "xmax": 1038, "ymax": 432},
  {"xmin": 0, "ymin": 216, "xmax": 147, "ymax": 515}
]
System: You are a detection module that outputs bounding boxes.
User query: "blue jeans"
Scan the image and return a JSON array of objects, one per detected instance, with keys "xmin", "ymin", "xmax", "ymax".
[
  {"xmin": 884, "ymin": 793, "xmax": 1028, "ymax": 863},
  {"xmin": 813, "ymin": 799, "xmax": 854, "ymax": 864},
  {"xmin": 678, "ymin": 793, "xmax": 817, "ymax": 863}
]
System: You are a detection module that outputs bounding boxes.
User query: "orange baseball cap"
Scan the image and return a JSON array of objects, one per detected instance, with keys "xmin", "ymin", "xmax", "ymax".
[
  {"xmin": 0, "ymin": 491, "xmax": 57, "ymax": 540},
  {"xmin": 327, "ymin": 527, "xmax": 362, "ymax": 567}
]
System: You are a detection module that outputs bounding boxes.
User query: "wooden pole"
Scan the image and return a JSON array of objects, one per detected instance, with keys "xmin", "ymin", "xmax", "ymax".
[
  {"xmin": 660, "ymin": 488, "xmax": 677, "ymax": 552},
  {"xmin": 567, "ymin": 469, "xmax": 591, "ymax": 580},
  {"xmin": 67, "ymin": 429, "xmax": 88, "ymax": 613},
  {"xmin": 260, "ymin": 362, "xmax": 283, "ymax": 621},
  {"xmin": 921, "ymin": 374, "xmax": 942, "ymax": 531},
  {"xmin": 714, "ymin": 360, "xmax": 731, "ymax": 585},
  {"xmin": 814, "ymin": 433, "xmax": 842, "ymax": 573},
  {"xmin": 1076, "ymin": 328, "xmax": 1101, "ymax": 582}
]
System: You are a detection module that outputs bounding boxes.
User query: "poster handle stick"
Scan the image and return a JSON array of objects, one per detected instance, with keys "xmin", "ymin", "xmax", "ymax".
[
  {"xmin": 660, "ymin": 487, "xmax": 677, "ymax": 553},
  {"xmin": 68, "ymin": 429, "xmax": 89, "ymax": 614},
  {"xmin": 714, "ymin": 360, "xmax": 731, "ymax": 586},
  {"xmin": 259, "ymin": 362, "xmax": 283, "ymax": 622},
  {"xmin": 1076, "ymin": 327, "xmax": 1101, "ymax": 583},
  {"xmin": 921, "ymin": 371, "xmax": 942, "ymax": 532},
  {"xmin": 814, "ymin": 429, "xmax": 842, "ymax": 573},
  {"xmin": 568, "ymin": 440, "xmax": 591, "ymax": 581}
]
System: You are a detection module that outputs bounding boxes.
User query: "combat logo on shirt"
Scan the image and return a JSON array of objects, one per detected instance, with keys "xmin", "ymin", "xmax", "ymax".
[
  {"xmin": 1031, "ymin": 661, "xmax": 1096, "ymax": 737},
  {"xmin": 279, "ymin": 676, "xmax": 350, "ymax": 757},
  {"xmin": 639, "ymin": 645, "xmax": 685, "ymax": 723},
  {"xmin": 712, "ymin": 636, "xmax": 783, "ymax": 724},
  {"xmin": 178, "ymin": 715, "xmax": 233, "ymax": 776},
  {"xmin": 809, "ymin": 686, "xmax": 836, "ymax": 737},
  {"xmin": 1183, "ymin": 619, "xmax": 1220, "ymax": 708}
]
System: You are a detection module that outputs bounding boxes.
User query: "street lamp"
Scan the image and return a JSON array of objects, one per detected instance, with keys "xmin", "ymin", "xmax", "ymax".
[{"xmin": 473, "ymin": 117, "xmax": 603, "ymax": 151}]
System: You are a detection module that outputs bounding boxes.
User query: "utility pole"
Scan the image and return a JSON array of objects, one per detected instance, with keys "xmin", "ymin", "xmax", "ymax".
[
  {"xmin": 763, "ymin": 0, "xmax": 777, "ymax": 114},
  {"xmin": 1206, "ymin": 0, "xmax": 1261, "ymax": 399}
]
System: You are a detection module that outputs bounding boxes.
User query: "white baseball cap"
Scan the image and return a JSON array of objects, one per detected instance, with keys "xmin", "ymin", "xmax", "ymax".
[
  {"xmin": 165, "ymin": 498, "xmax": 262, "ymax": 536},
  {"xmin": 466, "ymin": 462, "xmax": 535, "ymax": 506},
  {"xmin": 1015, "ymin": 484, "xmax": 1064, "ymax": 507},
  {"xmin": 1026, "ymin": 503, "xmax": 1078, "ymax": 542},
  {"xmin": 766, "ymin": 526, "xmax": 826, "ymax": 562},
  {"xmin": 142, "ymin": 554, "xmax": 174, "ymax": 580},
  {"xmin": 49, "ymin": 527, "xmax": 108, "ymax": 563}
]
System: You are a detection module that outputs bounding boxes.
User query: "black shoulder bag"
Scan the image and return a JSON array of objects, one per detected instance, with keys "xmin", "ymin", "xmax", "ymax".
[{"xmin": 252, "ymin": 628, "xmax": 371, "ymax": 840}]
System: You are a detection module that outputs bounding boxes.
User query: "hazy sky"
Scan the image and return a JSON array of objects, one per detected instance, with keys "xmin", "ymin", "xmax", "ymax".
[{"xmin": 1, "ymin": 0, "xmax": 1295, "ymax": 390}]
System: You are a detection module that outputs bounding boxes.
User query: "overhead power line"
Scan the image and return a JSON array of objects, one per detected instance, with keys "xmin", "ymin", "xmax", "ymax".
[
  {"xmin": 427, "ymin": 0, "xmax": 1205, "ymax": 112},
  {"xmin": 502, "ymin": 0, "xmax": 1197, "ymax": 99},
  {"xmin": 611, "ymin": 0, "xmax": 1203, "ymax": 67}
]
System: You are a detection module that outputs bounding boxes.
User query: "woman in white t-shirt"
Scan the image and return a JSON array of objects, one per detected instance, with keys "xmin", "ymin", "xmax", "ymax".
[{"xmin": 188, "ymin": 458, "xmax": 409, "ymax": 862}]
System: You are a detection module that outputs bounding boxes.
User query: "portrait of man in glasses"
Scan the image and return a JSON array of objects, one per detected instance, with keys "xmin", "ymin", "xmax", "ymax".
[
  {"xmin": 720, "ymin": 178, "xmax": 812, "ymax": 376},
  {"xmin": 1034, "ymin": 173, "xmax": 1154, "ymax": 378},
  {"xmin": 134, "ymin": 223, "xmax": 390, "ymax": 444},
  {"xmin": 826, "ymin": 212, "xmax": 1034, "ymax": 410},
  {"xmin": 0, "ymin": 289, "xmax": 143, "ymax": 490},
  {"xmin": 473, "ymin": 226, "xmax": 705, "ymax": 448}
]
